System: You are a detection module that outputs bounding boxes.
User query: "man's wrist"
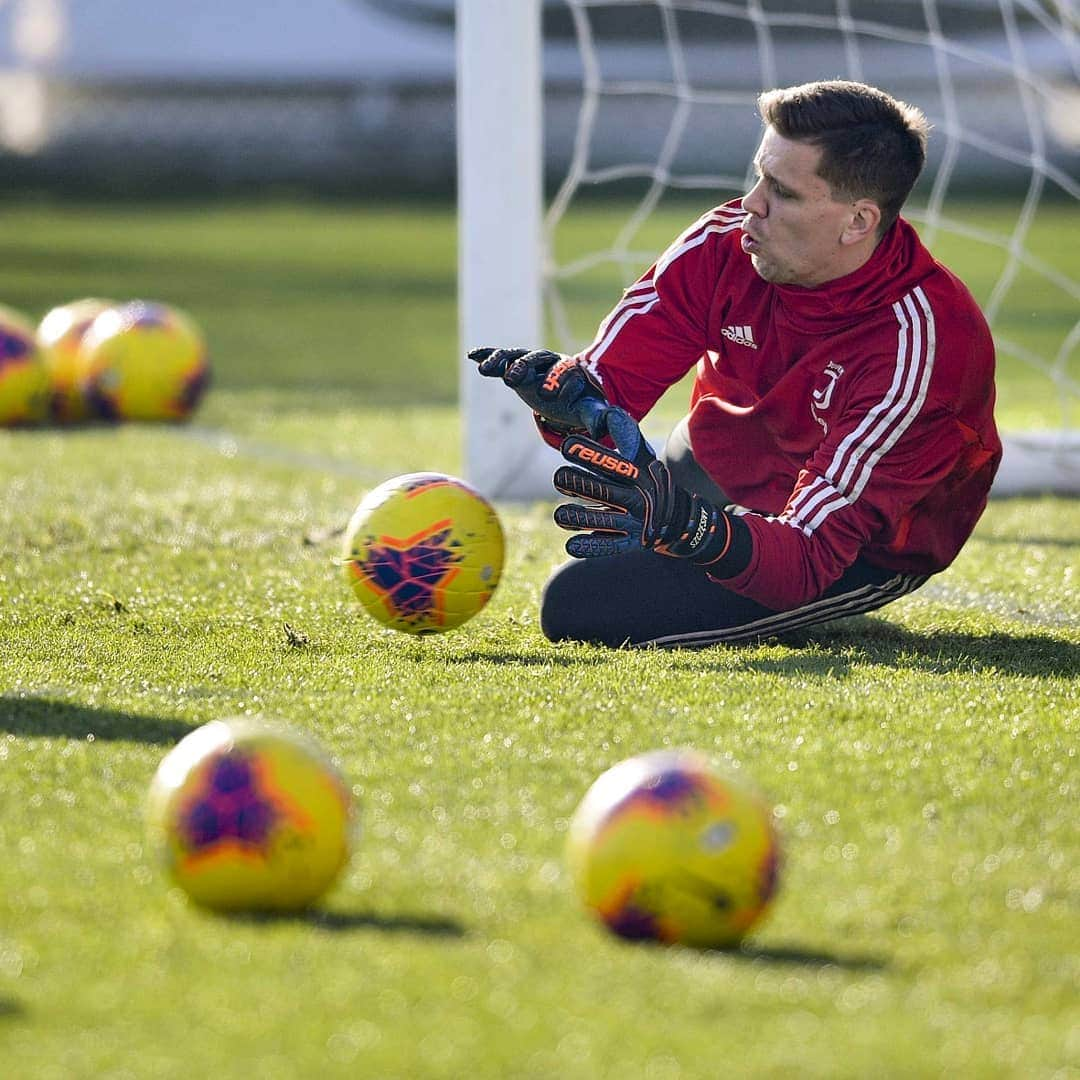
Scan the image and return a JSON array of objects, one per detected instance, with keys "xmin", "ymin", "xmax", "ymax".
[
  {"xmin": 662, "ymin": 491, "xmax": 753, "ymax": 577},
  {"xmin": 697, "ymin": 511, "xmax": 753, "ymax": 579}
]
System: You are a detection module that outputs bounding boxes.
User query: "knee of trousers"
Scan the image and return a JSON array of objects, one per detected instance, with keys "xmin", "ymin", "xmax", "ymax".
[
  {"xmin": 539, "ymin": 553, "xmax": 665, "ymax": 647},
  {"xmin": 539, "ymin": 558, "xmax": 619, "ymax": 645},
  {"xmin": 539, "ymin": 560, "xmax": 584, "ymax": 642}
]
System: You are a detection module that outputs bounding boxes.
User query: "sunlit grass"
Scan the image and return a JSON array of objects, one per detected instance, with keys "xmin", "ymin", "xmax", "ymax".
[{"xmin": 0, "ymin": 199, "xmax": 1076, "ymax": 1078}]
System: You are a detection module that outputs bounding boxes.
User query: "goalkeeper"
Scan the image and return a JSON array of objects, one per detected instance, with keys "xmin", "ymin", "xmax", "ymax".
[{"xmin": 471, "ymin": 79, "xmax": 1001, "ymax": 647}]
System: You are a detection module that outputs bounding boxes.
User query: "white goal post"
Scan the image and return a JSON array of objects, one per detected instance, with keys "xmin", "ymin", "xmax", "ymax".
[
  {"xmin": 458, "ymin": 0, "xmax": 1080, "ymax": 500},
  {"xmin": 457, "ymin": 0, "xmax": 566, "ymax": 499}
]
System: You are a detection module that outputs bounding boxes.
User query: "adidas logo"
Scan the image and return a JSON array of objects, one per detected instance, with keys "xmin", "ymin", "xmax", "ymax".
[{"xmin": 721, "ymin": 325, "xmax": 757, "ymax": 349}]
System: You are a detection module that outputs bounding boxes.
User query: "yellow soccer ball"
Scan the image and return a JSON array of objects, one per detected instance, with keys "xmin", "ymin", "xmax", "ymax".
[
  {"xmin": 567, "ymin": 749, "xmax": 781, "ymax": 948},
  {"xmin": 146, "ymin": 718, "xmax": 356, "ymax": 912},
  {"xmin": 36, "ymin": 297, "xmax": 116, "ymax": 422},
  {"xmin": 342, "ymin": 472, "xmax": 504, "ymax": 634},
  {"xmin": 0, "ymin": 303, "xmax": 49, "ymax": 426},
  {"xmin": 79, "ymin": 299, "xmax": 210, "ymax": 421}
]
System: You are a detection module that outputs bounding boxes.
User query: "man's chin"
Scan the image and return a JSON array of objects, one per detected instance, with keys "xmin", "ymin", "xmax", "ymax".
[
  {"xmin": 750, "ymin": 253, "xmax": 799, "ymax": 285},
  {"xmin": 749, "ymin": 253, "xmax": 778, "ymax": 282}
]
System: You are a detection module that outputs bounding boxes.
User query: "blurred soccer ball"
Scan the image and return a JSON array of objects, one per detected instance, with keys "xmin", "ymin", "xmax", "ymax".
[
  {"xmin": 342, "ymin": 472, "xmax": 504, "ymax": 634},
  {"xmin": 36, "ymin": 297, "xmax": 116, "ymax": 422},
  {"xmin": 146, "ymin": 718, "xmax": 356, "ymax": 912},
  {"xmin": 0, "ymin": 303, "xmax": 49, "ymax": 426},
  {"xmin": 567, "ymin": 749, "xmax": 781, "ymax": 948},
  {"xmin": 79, "ymin": 300, "xmax": 210, "ymax": 421}
]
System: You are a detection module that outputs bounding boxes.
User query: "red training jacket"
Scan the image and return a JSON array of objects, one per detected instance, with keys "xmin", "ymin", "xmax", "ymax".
[{"xmin": 573, "ymin": 198, "xmax": 1001, "ymax": 610}]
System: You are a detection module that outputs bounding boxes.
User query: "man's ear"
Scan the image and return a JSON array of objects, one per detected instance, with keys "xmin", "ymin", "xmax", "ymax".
[{"xmin": 842, "ymin": 199, "xmax": 882, "ymax": 245}]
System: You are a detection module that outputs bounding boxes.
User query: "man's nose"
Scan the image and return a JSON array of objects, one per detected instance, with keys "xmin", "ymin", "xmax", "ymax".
[{"xmin": 742, "ymin": 178, "xmax": 766, "ymax": 217}]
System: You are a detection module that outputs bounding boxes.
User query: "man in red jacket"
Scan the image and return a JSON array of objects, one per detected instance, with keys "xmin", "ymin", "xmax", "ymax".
[{"xmin": 471, "ymin": 80, "xmax": 1001, "ymax": 647}]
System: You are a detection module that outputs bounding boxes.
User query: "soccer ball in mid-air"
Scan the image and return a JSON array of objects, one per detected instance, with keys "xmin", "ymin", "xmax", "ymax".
[
  {"xmin": 36, "ymin": 297, "xmax": 116, "ymax": 422},
  {"xmin": 0, "ymin": 303, "xmax": 49, "ymax": 426},
  {"xmin": 79, "ymin": 299, "xmax": 210, "ymax": 421},
  {"xmin": 146, "ymin": 718, "xmax": 356, "ymax": 912},
  {"xmin": 342, "ymin": 472, "xmax": 505, "ymax": 634},
  {"xmin": 566, "ymin": 749, "xmax": 781, "ymax": 948}
]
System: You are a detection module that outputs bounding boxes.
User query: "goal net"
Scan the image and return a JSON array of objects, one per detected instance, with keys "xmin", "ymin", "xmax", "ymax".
[{"xmin": 458, "ymin": 0, "xmax": 1080, "ymax": 499}]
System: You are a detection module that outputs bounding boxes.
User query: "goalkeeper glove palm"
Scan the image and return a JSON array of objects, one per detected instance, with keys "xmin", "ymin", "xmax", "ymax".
[{"xmin": 553, "ymin": 407, "xmax": 734, "ymax": 565}]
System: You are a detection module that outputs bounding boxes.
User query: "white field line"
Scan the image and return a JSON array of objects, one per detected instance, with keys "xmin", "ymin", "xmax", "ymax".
[
  {"xmin": 181, "ymin": 425, "xmax": 389, "ymax": 483},
  {"xmin": 904, "ymin": 579, "xmax": 1078, "ymax": 631}
]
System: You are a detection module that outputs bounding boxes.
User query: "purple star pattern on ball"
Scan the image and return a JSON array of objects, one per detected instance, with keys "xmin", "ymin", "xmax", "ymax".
[
  {"xmin": 644, "ymin": 769, "xmax": 700, "ymax": 805},
  {"xmin": 608, "ymin": 768, "xmax": 701, "ymax": 822},
  {"xmin": 606, "ymin": 901, "xmax": 662, "ymax": 940},
  {"xmin": 758, "ymin": 841, "xmax": 781, "ymax": 903},
  {"xmin": 177, "ymin": 363, "xmax": 210, "ymax": 412},
  {"xmin": 181, "ymin": 752, "xmax": 277, "ymax": 851},
  {"xmin": 360, "ymin": 526, "xmax": 463, "ymax": 620},
  {"xmin": 84, "ymin": 381, "xmax": 121, "ymax": 421},
  {"xmin": 130, "ymin": 303, "xmax": 170, "ymax": 330},
  {"xmin": 0, "ymin": 331, "xmax": 30, "ymax": 372}
]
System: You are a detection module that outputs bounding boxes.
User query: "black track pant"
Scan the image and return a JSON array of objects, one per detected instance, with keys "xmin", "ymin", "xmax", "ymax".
[
  {"xmin": 541, "ymin": 548, "xmax": 928, "ymax": 647},
  {"xmin": 540, "ymin": 416, "xmax": 929, "ymax": 648}
]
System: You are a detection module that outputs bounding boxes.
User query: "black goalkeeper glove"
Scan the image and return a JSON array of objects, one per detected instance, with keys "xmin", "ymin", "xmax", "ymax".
[
  {"xmin": 553, "ymin": 407, "xmax": 734, "ymax": 564},
  {"xmin": 468, "ymin": 346, "xmax": 610, "ymax": 438}
]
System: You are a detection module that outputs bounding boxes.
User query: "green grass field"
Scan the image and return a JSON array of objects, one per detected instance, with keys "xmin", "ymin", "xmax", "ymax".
[{"xmin": 0, "ymin": 198, "xmax": 1077, "ymax": 1078}]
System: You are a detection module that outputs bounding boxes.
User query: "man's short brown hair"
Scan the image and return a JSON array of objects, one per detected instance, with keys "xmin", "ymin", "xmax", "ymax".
[{"xmin": 758, "ymin": 80, "xmax": 929, "ymax": 234}]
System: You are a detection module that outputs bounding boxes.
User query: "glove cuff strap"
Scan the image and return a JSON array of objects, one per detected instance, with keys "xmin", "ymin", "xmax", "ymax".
[{"xmin": 693, "ymin": 508, "xmax": 733, "ymax": 565}]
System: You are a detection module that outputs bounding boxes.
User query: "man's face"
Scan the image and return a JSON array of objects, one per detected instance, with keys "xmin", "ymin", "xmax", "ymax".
[{"xmin": 740, "ymin": 126, "xmax": 859, "ymax": 287}]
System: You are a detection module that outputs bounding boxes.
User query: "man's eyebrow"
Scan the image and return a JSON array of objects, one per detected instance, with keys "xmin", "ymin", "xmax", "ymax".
[
  {"xmin": 754, "ymin": 159, "xmax": 792, "ymax": 190},
  {"xmin": 751, "ymin": 146, "xmax": 812, "ymax": 199}
]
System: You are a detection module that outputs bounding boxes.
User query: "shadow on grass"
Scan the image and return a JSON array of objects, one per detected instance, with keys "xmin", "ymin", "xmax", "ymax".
[
  {"xmin": 0, "ymin": 697, "xmax": 195, "ymax": 745},
  {"xmin": 449, "ymin": 620, "xmax": 1080, "ymax": 679},
  {"xmin": 733, "ymin": 942, "xmax": 888, "ymax": 971},
  {"xmin": 0, "ymin": 997, "xmax": 25, "ymax": 1019},
  {"xmin": 783, "ymin": 620, "xmax": 1080, "ymax": 679},
  {"xmin": 442, "ymin": 652, "xmax": 603, "ymax": 669},
  {"xmin": 618, "ymin": 936, "xmax": 888, "ymax": 971},
  {"xmin": 228, "ymin": 909, "xmax": 466, "ymax": 937},
  {"xmin": 974, "ymin": 532, "xmax": 1079, "ymax": 549}
]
